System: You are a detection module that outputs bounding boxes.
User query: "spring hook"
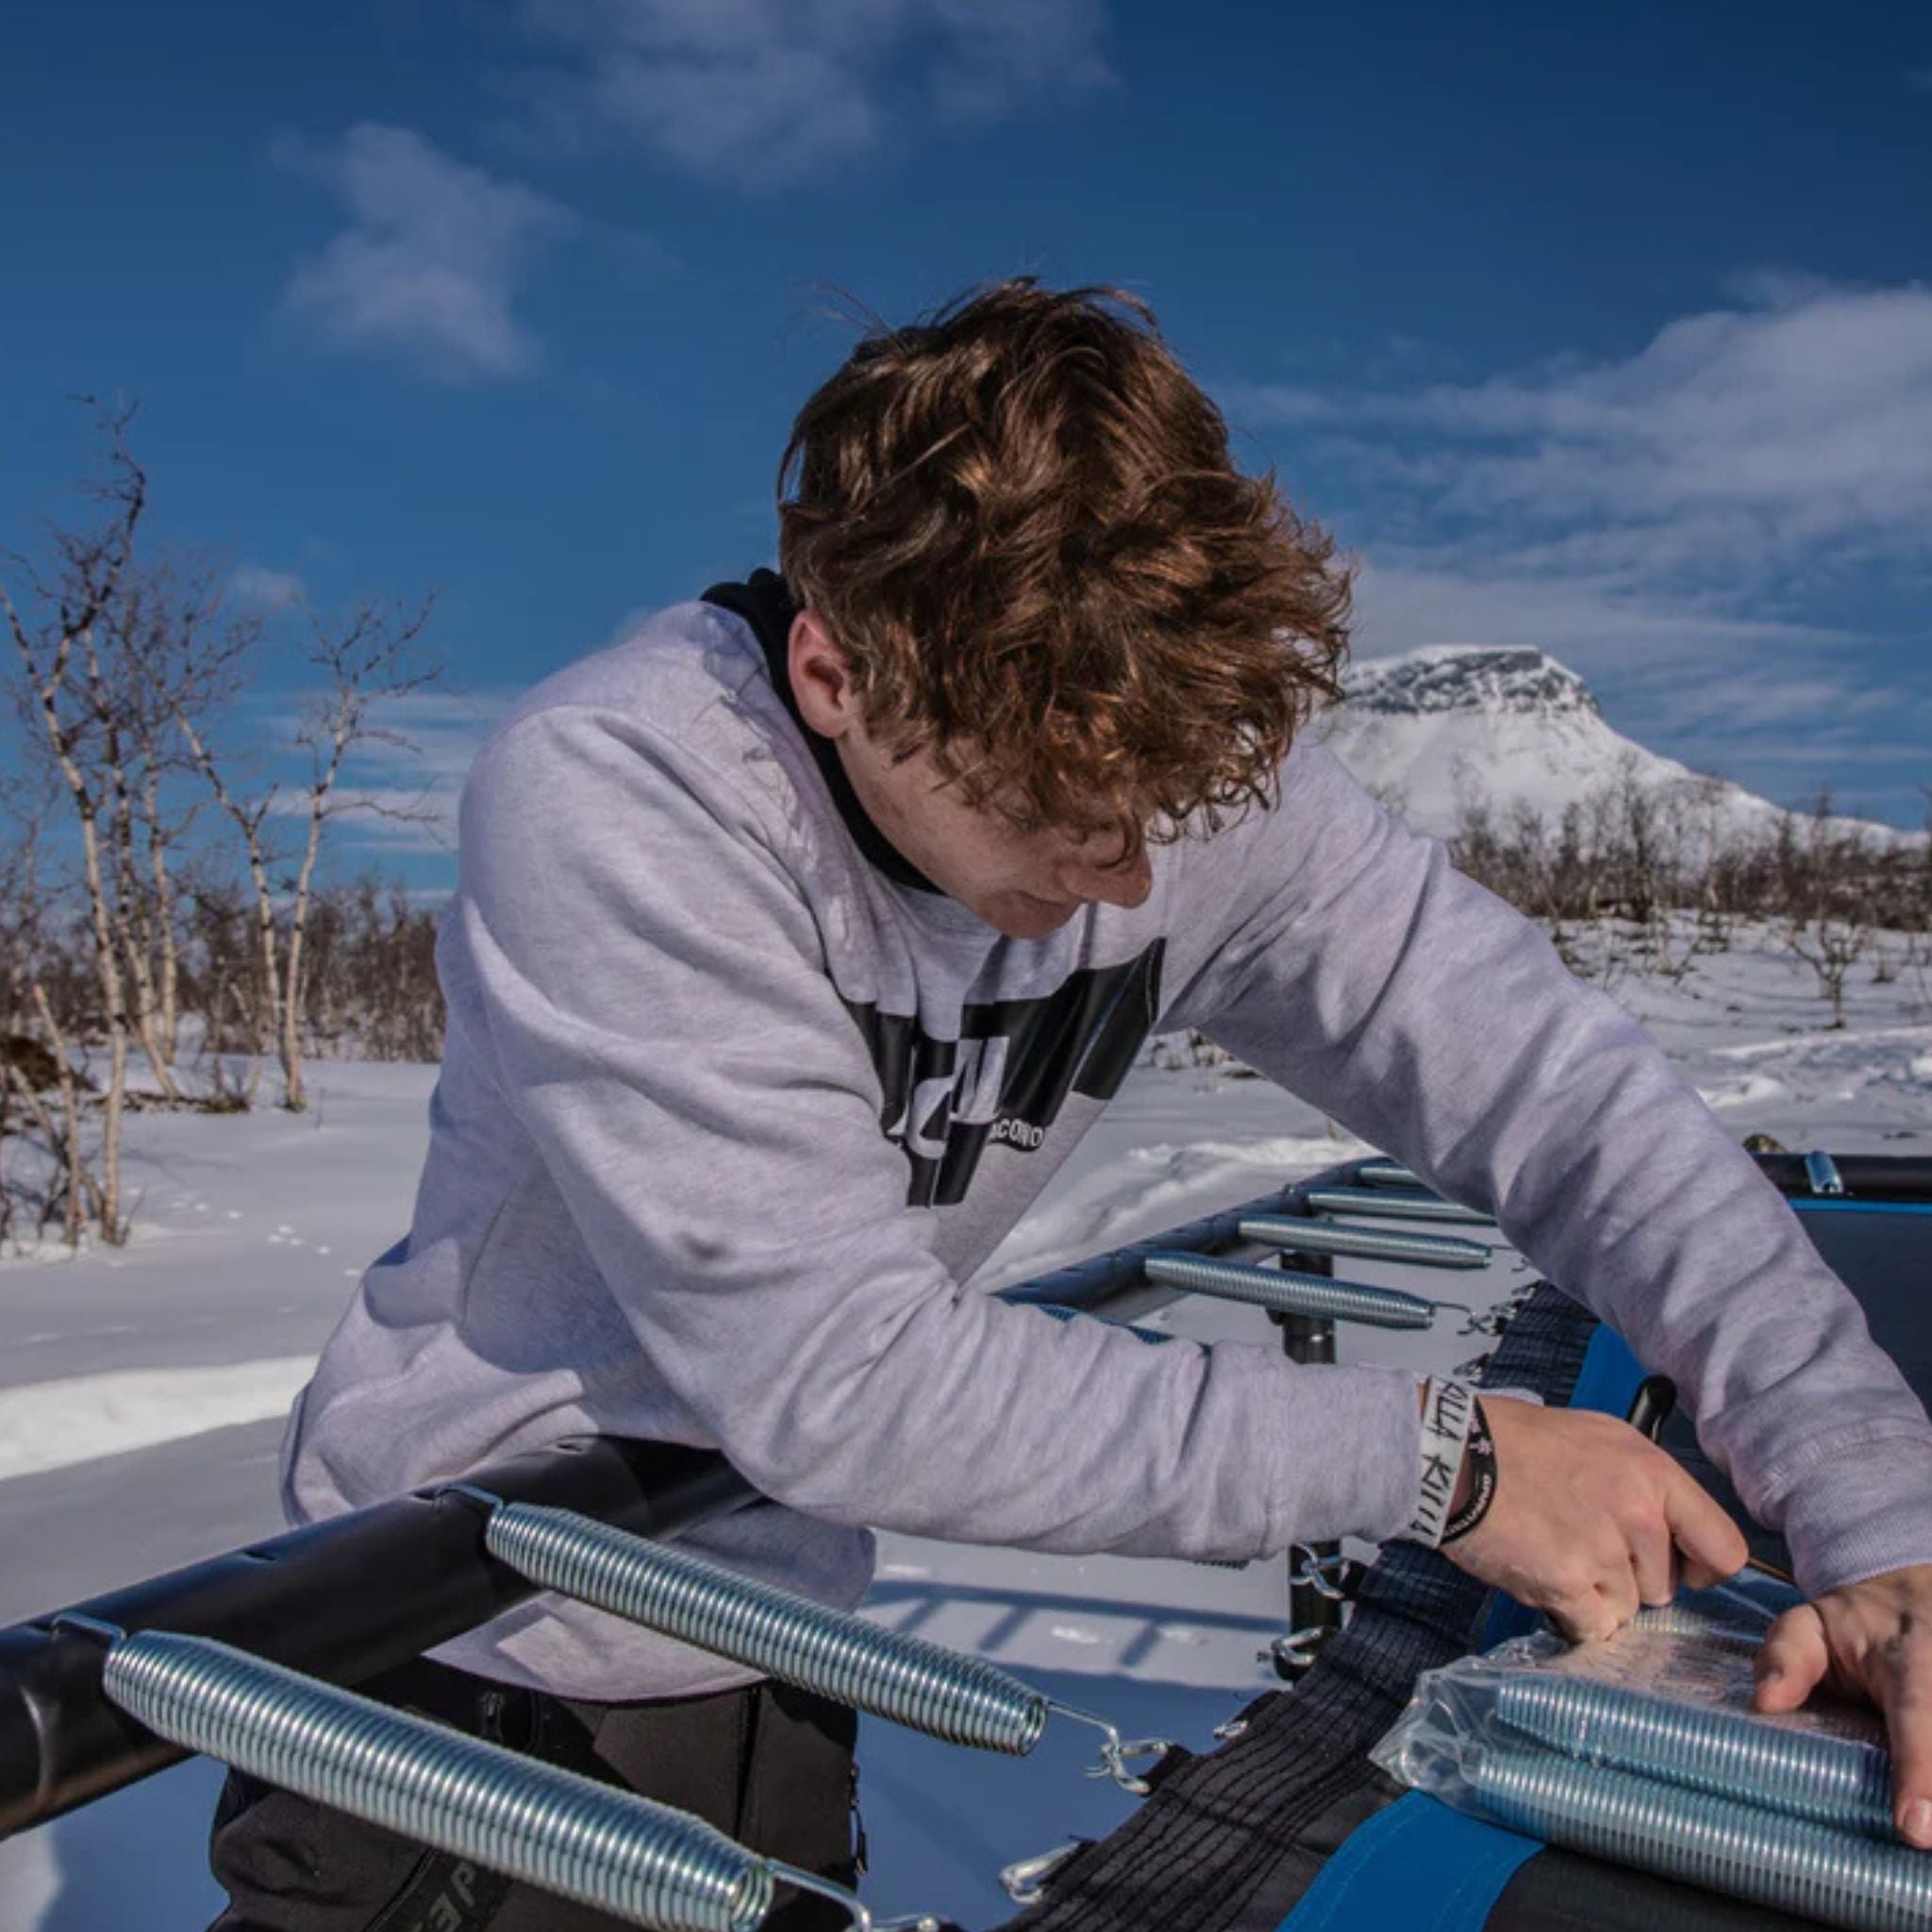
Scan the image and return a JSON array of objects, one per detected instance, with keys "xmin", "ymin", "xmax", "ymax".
[
  {"xmin": 1080, "ymin": 1723, "xmax": 1171, "ymax": 1796},
  {"xmin": 91, "ymin": 1625, "xmax": 933, "ymax": 1932},
  {"xmin": 450, "ymin": 1494, "xmax": 1170, "ymax": 1794},
  {"xmin": 1287, "ymin": 1546, "xmax": 1360, "ymax": 1604},
  {"xmin": 1460, "ymin": 1295, "xmax": 1528, "ymax": 1338},
  {"xmin": 1261, "ymin": 1627, "xmax": 1333, "ymax": 1676},
  {"xmin": 999, "ymin": 1840, "xmax": 1086, "ymax": 1906},
  {"xmin": 1141, "ymin": 1253, "xmax": 1439, "ymax": 1330}
]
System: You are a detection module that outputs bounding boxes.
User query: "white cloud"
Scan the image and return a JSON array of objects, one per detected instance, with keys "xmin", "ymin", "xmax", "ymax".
[
  {"xmin": 515, "ymin": 0, "xmax": 1117, "ymax": 189},
  {"xmin": 1224, "ymin": 281, "xmax": 1932, "ymax": 815},
  {"xmin": 1347, "ymin": 558, "xmax": 1831, "ymax": 666},
  {"xmin": 277, "ymin": 125, "xmax": 577, "ymax": 379},
  {"xmin": 229, "ymin": 564, "xmax": 306, "ymax": 612},
  {"xmin": 1238, "ymin": 281, "xmax": 1932, "ymax": 604}
]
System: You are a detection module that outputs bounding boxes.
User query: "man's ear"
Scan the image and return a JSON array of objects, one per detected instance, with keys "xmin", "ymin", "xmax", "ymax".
[{"xmin": 788, "ymin": 608, "xmax": 863, "ymax": 740}]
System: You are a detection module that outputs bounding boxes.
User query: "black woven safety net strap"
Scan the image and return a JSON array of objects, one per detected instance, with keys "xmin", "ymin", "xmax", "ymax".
[{"xmin": 995, "ymin": 1284, "xmax": 1599, "ymax": 1932}]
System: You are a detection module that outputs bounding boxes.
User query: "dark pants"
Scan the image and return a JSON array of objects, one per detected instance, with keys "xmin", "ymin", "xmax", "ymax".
[{"xmin": 205, "ymin": 1655, "xmax": 862, "ymax": 1931}]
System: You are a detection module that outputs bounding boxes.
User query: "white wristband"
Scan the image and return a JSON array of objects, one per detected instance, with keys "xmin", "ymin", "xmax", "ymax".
[{"xmin": 1404, "ymin": 1375, "xmax": 1477, "ymax": 1549}]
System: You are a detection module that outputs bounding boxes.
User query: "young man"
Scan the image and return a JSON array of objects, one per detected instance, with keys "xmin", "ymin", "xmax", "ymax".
[{"xmin": 210, "ymin": 280, "xmax": 1932, "ymax": 1930}]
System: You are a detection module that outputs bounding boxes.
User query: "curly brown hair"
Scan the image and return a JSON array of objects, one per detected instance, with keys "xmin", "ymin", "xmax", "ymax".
[{"xmin": 776, "ymin": 276, "xmax": 1352, "ymax": 857}]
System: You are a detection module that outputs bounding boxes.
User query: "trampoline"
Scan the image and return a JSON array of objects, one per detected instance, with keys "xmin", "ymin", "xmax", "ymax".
[{"xmin": 0, "ymin": 1151, "xmax": 1925, "ymax": 1931}]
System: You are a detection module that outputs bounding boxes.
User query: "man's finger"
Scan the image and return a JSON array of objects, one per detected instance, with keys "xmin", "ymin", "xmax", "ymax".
[
  {"xmin": 1754, "ymin": 1605, "xmax": 1828, "ymax": 1715},
  {"xmin": 1662, "ymin": 1467, "xmax": 1750, "ymax": 1589},
  {"xmin": 1548, "ymin": 1554, "xmax": 1636, "ymax": 1645},
  {"xmin": 1553, "ymin": 1597, "xmax": 1622, "ymax": 1645},
  {"xmin": 1876, "ymin": 1636, "xmax": 1932, "ymax": 1848},
  {"xmin": 1541, "ymin": 1573, "xmax": 1618, "ymax": 1645},
  {"xmin": 1591, "ymin": 1558, "xmax": 1641, "ymax": 1640},
  {"xmin": 1630, "ymin": 1522, "xmax": 1676, "ymax": 1609}
]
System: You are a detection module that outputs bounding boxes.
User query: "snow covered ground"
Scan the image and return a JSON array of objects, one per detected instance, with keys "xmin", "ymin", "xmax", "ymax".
[{"xmin": 0, "ymin": 921, "xmax": 1926, "ymax": 1928}]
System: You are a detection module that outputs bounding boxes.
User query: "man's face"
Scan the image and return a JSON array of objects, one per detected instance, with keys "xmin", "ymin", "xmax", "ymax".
[
  {"xmin": 837, "ymin": 723, "xmax": 1155, "ymax": 941},
  {"xmin": 788, "ymin": 608, "xmax": 1154, "ymax": 940}
]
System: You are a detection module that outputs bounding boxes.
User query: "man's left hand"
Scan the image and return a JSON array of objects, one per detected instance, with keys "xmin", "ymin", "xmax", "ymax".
[{"xmin": 1753, "ymin": 1562, "xmax": 1932, "ymax": 1848}]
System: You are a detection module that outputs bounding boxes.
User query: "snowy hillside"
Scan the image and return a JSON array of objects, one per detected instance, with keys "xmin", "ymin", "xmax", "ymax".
[{"xmin": 1313, "ymin": 643, "xmax": 1910, "ymax": 846}]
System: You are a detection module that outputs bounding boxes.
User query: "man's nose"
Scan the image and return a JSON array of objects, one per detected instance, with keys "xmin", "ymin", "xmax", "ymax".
[{"xmin": 1060, "ymin": 848, "xmax": 1153, "ymax": 909}]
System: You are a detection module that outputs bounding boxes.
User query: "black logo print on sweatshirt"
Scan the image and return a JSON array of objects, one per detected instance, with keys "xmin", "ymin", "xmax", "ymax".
[{"xmin": 843, "ymin": 941, "xmax": 1164, "ymax": 1208}]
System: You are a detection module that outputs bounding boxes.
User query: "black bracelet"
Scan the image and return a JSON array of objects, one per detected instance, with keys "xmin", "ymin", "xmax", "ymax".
[{"xmin": 1441, "ymin": 1397, "xmax": 1497, "ymax": 1544}]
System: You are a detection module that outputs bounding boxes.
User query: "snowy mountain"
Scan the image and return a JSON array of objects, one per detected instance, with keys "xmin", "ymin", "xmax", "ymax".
[{"xmin": 1312, "ymin": 644, "xmax": 1908, "ymax": 846}]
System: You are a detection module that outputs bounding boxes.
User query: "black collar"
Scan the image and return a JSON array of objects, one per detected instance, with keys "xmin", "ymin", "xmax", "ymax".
[{"xmin": 700, "ymin": 571, "xmax": 941, "ymax": 895}]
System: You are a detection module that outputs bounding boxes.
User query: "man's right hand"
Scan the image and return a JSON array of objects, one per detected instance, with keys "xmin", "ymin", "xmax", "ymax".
[{"xmin": 1437, "ymin": 1396, "xmax": 1750, "ymax": 1642}]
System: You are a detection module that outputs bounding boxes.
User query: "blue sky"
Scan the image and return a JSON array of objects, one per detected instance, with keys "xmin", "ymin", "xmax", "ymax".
[{"xmin": 4, "ymin": 0, "xmax": 1930, "ymax": 874}]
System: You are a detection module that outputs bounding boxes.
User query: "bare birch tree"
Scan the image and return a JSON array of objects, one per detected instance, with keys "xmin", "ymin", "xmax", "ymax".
[
  {"xmin": 108, "ymin": 558, "xmax": 231, "ymax": 1073},
  {"xmin": 275, "ymin": 598, "xmax": 439, "ymax": 1108},
  {"xmin": 165, "ymin": 668, "xmax": 283, "ymax": 1092},
  {"xmin": 160, "ymin": 590, "xmax": 439, "ymax": 1108},
  {"xmin": 0, "ymin": 783, "xmax": 108, "ymax": 1245},
  {"xmin": 90, "ymin": 596, "xmax": 184, "ymax": 1104},
  {"xmin": 0, "ymin": 402, "xmax": 150, "ymax": 1240}
]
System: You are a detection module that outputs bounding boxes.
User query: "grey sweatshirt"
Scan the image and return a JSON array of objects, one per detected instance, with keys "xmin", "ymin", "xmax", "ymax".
[{"xmin": 281, "ymin": 575, "xmax": 1932, "ymax": 1701}]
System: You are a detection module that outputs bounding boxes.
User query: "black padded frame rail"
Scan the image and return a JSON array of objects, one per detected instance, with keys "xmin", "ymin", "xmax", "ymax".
[
  {"xmin": 0, "ymin": 1436, "xmax": 755, "ymax": 1838},
  {"xmin": 1754, "ymin": 1150, "xmax": 1932, "ymax": 1198}
]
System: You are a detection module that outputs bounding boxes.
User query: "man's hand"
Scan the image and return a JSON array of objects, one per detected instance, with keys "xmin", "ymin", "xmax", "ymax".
[
  {"xmin": 1438, "ymin": 1396, "xmax": 1749, "ymax": 1642},
  {"xmin": 1754, "ymin": 1564, "xmax": 1932, "ymax": 1849}
]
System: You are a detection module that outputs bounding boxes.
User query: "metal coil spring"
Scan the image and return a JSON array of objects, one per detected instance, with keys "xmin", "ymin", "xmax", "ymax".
[
  {"xmin": 486, "ymin": 1505, "xmax": 1044, "ymax": 1754},
  {"xmin": 1356, "ymin": 1160, "xmax": 1422, "ymax": 1188},
  {"xmin": 102, "ymin": 1628, "xmax": 781, "ymax": 1932},
  {"xmin": 1473, "ymin": 1747, "xmax": 1932, "ymax": 1932},
  {"xmin": 1493, "ymin": 1673, "xmax": 1894, "ymax": 1837},
  {"xmin": 1306, "ymin": 1186, "xmax": 1496, "ymax": 1226},
  {"xmin": 474, "ymin": 1504, "xmax": 1164, "ymax": 1790},
  {"xmin": 1141, "ymin": 1252, "xmax": 1437, "ymax": 1329},
  {"xmin": 1236, "ymin": 1215, "xmax": 1492, "ymax": 1272},
  {"xmin": 1630, "ymin": 1603, "xmax": 1768, "ymax": 1641}
]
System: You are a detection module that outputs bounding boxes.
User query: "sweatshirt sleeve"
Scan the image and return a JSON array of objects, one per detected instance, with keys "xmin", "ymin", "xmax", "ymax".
[
  {"xmin": 447, "ymin": 704, "xmax": 1425, "ymax": 1561},
  {"xmin": 1173, "ymin": 737, "xmax": 1932, "ymax": 1598}
]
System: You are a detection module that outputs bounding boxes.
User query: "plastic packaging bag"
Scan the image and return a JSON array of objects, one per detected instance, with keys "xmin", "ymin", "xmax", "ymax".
[
  {"xmin": 1368, "ymin": 1585, "xmax": 1928, "ymax": 1932},
  {"xmin": 1374, "ymin": 1580, "xmax": 1887, "ymax": 1831}
]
